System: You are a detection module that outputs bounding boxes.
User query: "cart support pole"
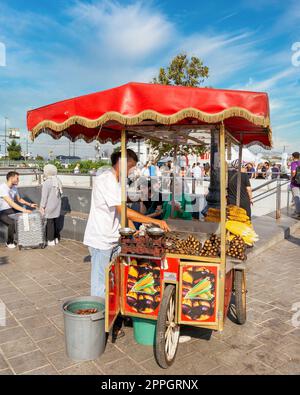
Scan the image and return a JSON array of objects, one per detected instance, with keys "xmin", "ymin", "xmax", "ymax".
[
  {"xmin": 236, "ymin": 142, "xmax": 243, "ymax": 207},
  {"xmin": 121, "ymin": 130, "xmax": 127, "ymax": 228},
  {"xmin": 171, "ymin": 145, "xmax": 178, "ymax": 218},
  {"xmin": 219, "ymin": 123, "xmax": 227, "ymax": 331}
]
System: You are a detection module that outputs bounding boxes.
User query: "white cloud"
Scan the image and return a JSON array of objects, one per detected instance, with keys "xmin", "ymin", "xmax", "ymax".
[
  {"xmin": 176, "ymin": 30, "xmax": 262, "ymax": 86},
  {"xmin": 67, "ymin": 0, "xmax": 174, "ymax": 60},
  {"xmin": 244, "ymin": 68, "xmax": 297, "ymax": 91}
]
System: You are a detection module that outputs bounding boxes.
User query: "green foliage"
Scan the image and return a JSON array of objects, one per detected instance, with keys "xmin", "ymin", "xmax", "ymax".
[
  {"xmin": 150, "ymin": 141, "xmax": 207, "ymax": 162},
  {"xmin": 7, "ymin": 139, "xmax": 22, "ymax": 160},
  {"xmin": 150, "ymin": 53, "xmax": 209, "ymax": 160},
  {"xmin": 35, "ymin": 155, "xmax": 44, "ymax": 161},
  {"xmin": 152, "ymin": 53, "xmax": 209, "ymax": 87}
]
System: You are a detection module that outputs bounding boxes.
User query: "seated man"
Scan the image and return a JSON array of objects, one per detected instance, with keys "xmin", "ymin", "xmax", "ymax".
[{"xmin": 0, "ymin": 171, "xmax": 37, "ymax": 248}]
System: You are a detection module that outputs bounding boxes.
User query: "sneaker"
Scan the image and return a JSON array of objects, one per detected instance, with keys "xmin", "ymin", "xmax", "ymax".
[
  {"xmin": 47, "ymin": 240, "xmax": 56, "ymax": 246},
  {"xmin": 55, "ymin": 238, "xmax": 59, "ymax": 244},
  {"xmin": 6, "ymin": 243, "xmax": 16, "ymax": 249},
  {"xmin": 179, "ymin": 335, "xmax": 192, "ymax": 343}
]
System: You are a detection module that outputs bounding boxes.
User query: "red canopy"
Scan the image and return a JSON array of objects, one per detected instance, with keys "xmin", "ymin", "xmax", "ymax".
[{"xmin": 27, "ymin": 82, "xmax": 272, "ymax": 148}]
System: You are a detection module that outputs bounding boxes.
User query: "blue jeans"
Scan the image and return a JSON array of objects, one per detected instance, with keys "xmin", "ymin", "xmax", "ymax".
[
  {"xmin": 291, "ymin": 186, "xmax": 300, "ymax": 214},
  {"xmin": 89, "ymin": 246, "xmax": 119, "ymax": 298}
]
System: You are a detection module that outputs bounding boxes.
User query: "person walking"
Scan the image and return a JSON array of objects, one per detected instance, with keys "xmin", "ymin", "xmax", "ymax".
[
  {"xmin": 0, "ymin": 171, "xmax": 36, "ymax": 248},
  {"xmin": 290, "ymin": 152, "xmax": 300, "ymax": 218},
  {"xmin": 40, "ymin": 164, "xmax": 63, "ymax": 246}
]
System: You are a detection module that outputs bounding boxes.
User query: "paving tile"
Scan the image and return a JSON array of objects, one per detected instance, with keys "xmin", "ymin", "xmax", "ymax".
[
  {"xmin": 0, "ymin": 327, "xmax": 28, "ymax": 345},
  {"xmin": 223, "ymin": 334, "xmax": 263, "ymax": 351},
  {"xmin": 0, "ymin": 314, "xmax": 19, "ymax": 331},
  {"xmin": 94, "ymin": 343, "xmax": 127, "ymax": 365},
  {"xmin": 0, "ymin": 353, "xmax": 8, "ymax": 370},
  {"xmin": 213, "ymin": 348, "xmax": 260, "ymax": 371},
  {"xmin": 10, "ymin": 305, "xmax": 40, "ymax": 320},
  {"xmin": 20, "ymin": 315, "xmax": 51, "ymax": 330},
  {"xmin": 206, "ymin": 365, "xmax": 239, "ymax": 375},
  {"xmin": 37, "ymin": 304, "xmax": 62, "ymax": 318},
  {"xmin": 5, "ymin": 298, "xmax": 34, "ymax": 312},
  {"xmin": 37, "ymin": 335, "xmax": 65, "ymax": 354},
  {"xmin": 1, "ymin": 337, "xmax": 38, "ymax": 359},
  {"xmin": 8, "ymin": 350, "xmax": 49, "ymax": 375},
  {"xmin": 248, "ymin": 345, "xmax": 290, "ymax": 369},
  {"xmin": 47, "ymin": 350, "xmax": 79, "ymax": 371},
  {"xmin": 100, "ymin": 357, "xmax": 146, "ymax": 375},
  {"xmin": 49, "ymin": 314, "xmax": 65, "ymax": 333},
  {"xmin": 22, "ymin": 365, "xmax": 59, "ymax": 375},
  {"xmin": 276, "ymin": 342, "xmax": 300, "ymax": 360},
  {"xmin": 0, "ymin": 368, "xmax": 14, "ymax": 375},
  {"xmin": 33, "ymin": 296, "xmax": 59, "ymax": 309},
  {"xmin": 26, "ymin": 325, "xmax": 61, "ymax": 342},
  {"xmin": 60, "ymin": 361, "xmax": 102, "ymax": 375},
  {"xmin": 277, "ymin": 359, "xmax": 300, "ymax": 375},
  {"xmin": 239, "ymin": 361, "xmax": 279, "ymax": 375},
  {"xmin": 260, "ymin": 318, "xmax": 295, "ymax": 334}
]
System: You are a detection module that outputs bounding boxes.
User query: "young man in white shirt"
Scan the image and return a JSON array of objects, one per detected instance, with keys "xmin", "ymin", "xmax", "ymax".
[
  {"xmin": 0, "ymin": 171, "xmax": 37, "ymax": 248},
  {"xmin": 84, "ymin": 149, "xmax": 169, "ymax": 300}
]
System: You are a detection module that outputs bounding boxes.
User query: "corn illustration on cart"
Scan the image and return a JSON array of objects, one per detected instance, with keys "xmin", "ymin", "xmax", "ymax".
[{"xmin": 27, "ymin": 82, "xmax": 272, "ymax": 368}]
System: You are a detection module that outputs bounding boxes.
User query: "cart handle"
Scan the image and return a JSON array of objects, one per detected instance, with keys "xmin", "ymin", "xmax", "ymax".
[{"xmin": 90, "ymin": 311, "xmax": 105, "ymax": 321}]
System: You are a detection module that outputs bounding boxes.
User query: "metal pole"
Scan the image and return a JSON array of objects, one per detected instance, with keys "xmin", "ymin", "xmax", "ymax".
[
  {"xmin": 171, "ymin": 146, "xmax": 178, "ymax": 218},
  {"xmin": 276, "ymin": 179, "xmax": 281, "ymax": 220},
  {"xmin": 4, "ymin": 117, "xmax": 8, "ymax": 158},
  {"xmin": 236, "ymin": 142, "xmax": 243, "ymax": 207},
  {"xmin": 219, "ymin": 123, "xmax": 226, "ymax": 331},
  {"xmin": 121, "ymin": 130, "xmax": 127, "ymax": 228}
]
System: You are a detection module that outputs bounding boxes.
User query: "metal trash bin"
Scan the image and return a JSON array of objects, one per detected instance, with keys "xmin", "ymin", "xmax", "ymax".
[{"xmin": 62, "ymin": 296, "xmax": 106, "ymax": 361}]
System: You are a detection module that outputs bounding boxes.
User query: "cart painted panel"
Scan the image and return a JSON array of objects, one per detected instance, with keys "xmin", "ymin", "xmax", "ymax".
[
  {"xmin": 121, "ymin": 257, "xmax": 163, "ymax": 320},
  {"xmin": 178, "ymin": 262, "xmax": 220, "ymax": 326},
  {"xmin": 105, "ymin": 258, "xmax": 120, "ymax": 332}
]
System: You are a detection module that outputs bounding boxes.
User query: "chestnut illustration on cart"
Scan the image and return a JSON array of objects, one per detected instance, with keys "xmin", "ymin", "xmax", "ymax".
[
  {"xmin": 126, "ymin": 264, "xmax": 161, "ymax": 314},
  {"xmin": 182, "ymin": 267, "xmax": 216, "ymax": 321}
]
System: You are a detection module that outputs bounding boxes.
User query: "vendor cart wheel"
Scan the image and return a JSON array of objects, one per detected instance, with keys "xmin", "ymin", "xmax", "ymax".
[
  {"xmin": 154, "ymin": 284, "xmax": 180, "ymax": 369},
  {"xmin": 234, "ymin": 270, "xmax": 247, "ymax": 325}
]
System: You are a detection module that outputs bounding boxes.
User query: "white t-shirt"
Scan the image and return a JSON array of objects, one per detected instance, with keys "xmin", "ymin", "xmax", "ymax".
[
  {"xmin": 0, "ymin": 183, "xmax": 18, "ymax": 211},
  {"xmin": 83, "ymin": 168, "xmax": 121, "ymax": 250},
  {"xmin": 192, "ymin": 166, "xmax": 202, "ymax": 179}
]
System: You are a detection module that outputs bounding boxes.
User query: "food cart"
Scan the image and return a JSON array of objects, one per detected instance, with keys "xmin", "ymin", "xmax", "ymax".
[{"xmin": 27, "ymin": 82, "xmax": 272, "ymax": 368}]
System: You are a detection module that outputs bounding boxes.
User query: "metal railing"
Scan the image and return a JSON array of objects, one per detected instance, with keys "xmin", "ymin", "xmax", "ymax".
[{"xmin": 252, "ymin": 177, "xmax": 290, "ymax": 219}]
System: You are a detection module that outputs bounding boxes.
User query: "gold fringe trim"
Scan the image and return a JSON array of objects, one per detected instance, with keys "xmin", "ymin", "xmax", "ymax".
[
  {"xmin": 31, "ymin": 107, "xmax": 271, "ymax": 137},
  {"xmin": 30, "ymin": 127, "xmax": 272, "ymax": 149}
]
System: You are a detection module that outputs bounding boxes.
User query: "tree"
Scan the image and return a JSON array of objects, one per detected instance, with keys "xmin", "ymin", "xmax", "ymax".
[
  {"xmin": 150, "ymin": 53, "xmax": 209, "ymax": 160},
  {"xmin": 7, "ymin": 139, "xmax": 22, "ymax": 160},
  {"xmin": 152, "ymin": 53, "xmax": 209, "ymax": 87}
]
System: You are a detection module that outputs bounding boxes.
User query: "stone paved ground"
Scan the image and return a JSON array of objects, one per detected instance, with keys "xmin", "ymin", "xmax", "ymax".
[{"xmin": 0, "ymin": 230, "xmax": 300, "ymax": 375}]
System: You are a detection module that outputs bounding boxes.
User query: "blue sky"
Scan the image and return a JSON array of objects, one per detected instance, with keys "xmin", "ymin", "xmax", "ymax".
[{"xmin": 0, "ymin": 0, "xmax": 300, "ymax": 157}]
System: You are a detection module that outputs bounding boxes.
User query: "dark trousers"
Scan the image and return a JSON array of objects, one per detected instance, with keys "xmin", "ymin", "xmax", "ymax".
[
  {"xmin": 46, "ymin": 218, "xmax": 60, "ymax": 242},
  {"xmin": 0, "ymin": 208, "xmax": 16, "ymax": 244}
]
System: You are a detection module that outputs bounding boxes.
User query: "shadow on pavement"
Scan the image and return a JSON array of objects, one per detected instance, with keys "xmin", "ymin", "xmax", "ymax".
[{"xmin": 287, "ymin": 234, "xmax": 300, "ymax": 246}]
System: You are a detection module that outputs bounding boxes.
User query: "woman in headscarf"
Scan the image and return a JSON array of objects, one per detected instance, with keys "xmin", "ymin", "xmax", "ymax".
[{"xmin": 40, "ymin": 164, "xmax": 63, "ymax": 246}]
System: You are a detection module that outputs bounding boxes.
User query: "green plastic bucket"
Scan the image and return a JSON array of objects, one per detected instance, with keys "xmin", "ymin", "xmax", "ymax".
[
  {"xmin": 62, "ymin": 296, "xmax": 106, "ymax": 361},
  {"xmin": 132, "ymin": 317, "xmax": 156, "ymax": 346}
]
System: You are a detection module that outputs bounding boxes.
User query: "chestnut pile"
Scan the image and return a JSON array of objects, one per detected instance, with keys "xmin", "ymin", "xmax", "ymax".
[
  {"xmin": 166, "ymin": 234, "xmax": 202, "ymax": 255},
  {"xmin": 227, "ymin": 236, "xmax": 246, "ymax": 260},
  {"xmin": 199, "ymin": 234, "xmax": 221, "ymax": 257}
]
